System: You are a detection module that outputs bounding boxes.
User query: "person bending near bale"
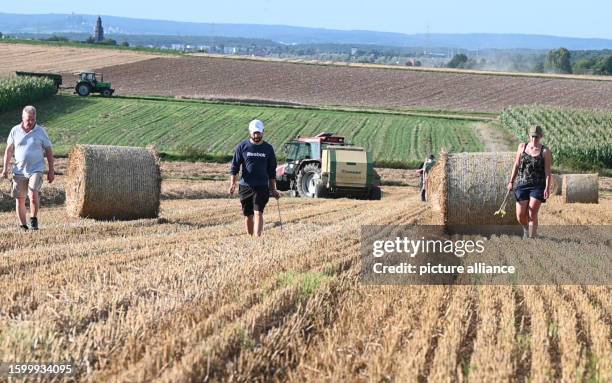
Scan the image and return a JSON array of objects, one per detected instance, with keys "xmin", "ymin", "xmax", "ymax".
[
  {"xmin": 416, "ymin": 154, "xmax": 436, "ymax": 202},
  {"xmin": 2, "ymin": 106, "xmax": 55, "ymax": 231},
  {"xmin": 229, "ymin": 119, "xmax": 280, "ymax": 237},
  {"xmin": 507, "ymin": 125, "xmax": 552, "ymax": 239}
]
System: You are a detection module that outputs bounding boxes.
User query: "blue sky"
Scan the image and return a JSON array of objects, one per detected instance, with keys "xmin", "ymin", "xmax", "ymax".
[{"xmin": 2, "ymin": 0, "xmax": 610, "ymax": 39}]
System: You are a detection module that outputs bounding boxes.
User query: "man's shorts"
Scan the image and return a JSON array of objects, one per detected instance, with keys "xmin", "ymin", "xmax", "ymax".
[
  {"xmin": 239, "ymin": 185, "xmax": 270, "ymax": 216},
  {"xmin": 11, "ymin": 173, "xmax": 44, "ymax": 198},
  {"xmin": 514, "ymin": 184, "xmax": 546, "ymax": 203}
]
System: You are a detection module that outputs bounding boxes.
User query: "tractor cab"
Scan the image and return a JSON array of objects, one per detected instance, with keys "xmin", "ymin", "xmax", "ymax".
[
  {"xmin": 284, "ymin": 141, "xmax": 312, "ymax": 162},
  {"xmin": 75, "ymin": 71, "xmax": 114, "ymax": 97},
  {"xmin": 79, "ymin": 72, "xmax": 99, "ymax": 83},
  {"xmin": 282, "ymin": 132, "xmax": 346, "ymax": 162}
]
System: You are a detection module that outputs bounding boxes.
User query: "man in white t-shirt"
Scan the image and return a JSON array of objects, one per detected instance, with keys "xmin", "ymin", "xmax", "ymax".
[{"xmin": 2, "ymin": 106, "xmax": 55, "ymax": 231}]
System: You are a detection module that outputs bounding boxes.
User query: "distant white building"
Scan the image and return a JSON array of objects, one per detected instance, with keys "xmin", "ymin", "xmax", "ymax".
[
  {"xmin": 351, "ymin": 47, "xmax": 358, "ymax": 56},
  {"xmin": 223, "ymin": 46, "xmax": 237, "ymax": 54}
]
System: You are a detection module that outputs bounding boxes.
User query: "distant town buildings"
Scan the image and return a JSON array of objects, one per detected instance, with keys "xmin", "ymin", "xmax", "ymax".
[{"xmin": 94, "ymin": 16, "xmax": 104, "ymax": 43}]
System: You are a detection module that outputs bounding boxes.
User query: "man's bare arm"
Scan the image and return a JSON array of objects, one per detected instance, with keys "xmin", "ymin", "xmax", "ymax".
[
  {"xmin": 269, "ymin": 178, "xmax": 280, "ymax": 199},
  {"xmin": 2, "ymin": 144, "xmax": 14, "ymax": 178},
  {"xmin": 228, "ymin": 174, "xmax": 238, "ymax": 195},
  {"xmin": 45, "ymin": 147, "xmax": 55, "ymax": 183}
]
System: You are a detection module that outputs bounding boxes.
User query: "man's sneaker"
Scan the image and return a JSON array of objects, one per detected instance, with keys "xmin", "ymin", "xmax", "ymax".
[
  {"xmin": 20, "ymin": 224, "xmax": 29, "ymax": 231},
  {"xmin": 29, "ymin": 217, "xmax": 38, "ymax": 230}
]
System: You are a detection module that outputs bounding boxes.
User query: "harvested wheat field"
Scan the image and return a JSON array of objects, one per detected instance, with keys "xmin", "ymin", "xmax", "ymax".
[
  {"xmin": 0, "ymin": 43, "xmax": 156, "ymax": 76},
  {"xmin": 99, "ymin": 56, "xmax": 612, "ymax": 112},
  {"xmin": 0, "ymin": 166, "xmax": 611, "ymax": 381}
]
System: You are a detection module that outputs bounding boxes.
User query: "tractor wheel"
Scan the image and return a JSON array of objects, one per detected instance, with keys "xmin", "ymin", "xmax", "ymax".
[
  {"xmin": 296, "ymin": 163, "xmax": 321, "ymax": 198},
  {"xmin": 76, "ymin": 83, "xmax": 91, "ymax": 97},
  {"xmin": 369, "ymin": 186, "xmax": 382, "ymax": 200},
  {"xmin": 102, "ymin": 89, "xmax": 113, "ymax": 97},
  {"xmin": 314, "ymin": 183, "xmax": 329, "ymax": 199}
]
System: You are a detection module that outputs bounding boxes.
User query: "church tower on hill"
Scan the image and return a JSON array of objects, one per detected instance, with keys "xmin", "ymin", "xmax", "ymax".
[{"xmin": 94, "ymin": 16, "xmax": 104, "ymax": 43}]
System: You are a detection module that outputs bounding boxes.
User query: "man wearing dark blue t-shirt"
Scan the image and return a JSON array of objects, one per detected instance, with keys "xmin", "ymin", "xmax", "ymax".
[{"xmin": 229, "ymin": 119, "xmax": 280, "ymax": 236}]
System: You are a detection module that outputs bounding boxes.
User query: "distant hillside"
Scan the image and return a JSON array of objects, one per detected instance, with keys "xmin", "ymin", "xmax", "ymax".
[{"xmin": 2, "ymin": 12, "xmax": 612, "ymax": 50}]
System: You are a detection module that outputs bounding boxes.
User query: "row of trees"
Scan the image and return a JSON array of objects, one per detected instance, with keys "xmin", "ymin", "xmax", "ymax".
[
  {"xmin": 573, "ymin": 55, "xmax": 612, "ymax": 75},
  {"xmin": 445, "ymin": 49, "xmax": 571, "ymax": 72},
  {"xmin": 0, "ymin": 31, "xmax": 130, "ymax": 47},
  {"xmin": 447, "ymin": 48, "xmax": 612, "ymax": 76},
  {"xmin": 530, "ymin": 48, "xmax": 611, "ymax": 75},
  {"xmin": 84, "ymin": 36, "xmax": 129, "ymax": 47}
]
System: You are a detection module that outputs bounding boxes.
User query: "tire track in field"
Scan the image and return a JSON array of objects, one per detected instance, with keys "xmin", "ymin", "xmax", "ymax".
[
  {"xmin": 418, "ymin": 286, "xmax": 456, "ymax": 382},
  {"xmin": 456, "ymin": 286, "xmax": 479, "ymax": 380}
]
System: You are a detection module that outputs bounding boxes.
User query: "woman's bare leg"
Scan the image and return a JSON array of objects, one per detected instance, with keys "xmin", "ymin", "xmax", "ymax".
[
  {"xmin": 516, "ymin": 201, "xmax": 529, "ymax": 238},
  {"xmin": 528, "ymin": 198, "xmax": 542, "ymax": 238}
]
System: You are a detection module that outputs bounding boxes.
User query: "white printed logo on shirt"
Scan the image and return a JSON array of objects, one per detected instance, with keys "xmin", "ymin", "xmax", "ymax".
[{"xmin": 246, "ymin": 152, "xmax": 266, "ymax": 158}]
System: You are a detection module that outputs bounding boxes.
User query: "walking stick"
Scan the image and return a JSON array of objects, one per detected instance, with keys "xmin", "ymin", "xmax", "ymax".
[{"xmin": 276, "ymin": 198, "xmax": 283, "ymax": 230}]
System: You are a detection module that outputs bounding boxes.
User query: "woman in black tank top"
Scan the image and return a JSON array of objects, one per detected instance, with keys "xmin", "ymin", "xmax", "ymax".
[{"xmin": 507, "ymin": 125, "xmax": 553, "ymax": 239}]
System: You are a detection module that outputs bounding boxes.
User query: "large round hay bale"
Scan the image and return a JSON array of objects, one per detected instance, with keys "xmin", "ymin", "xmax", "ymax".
[
  {"xmin": 66, "ymin": 145, "xmax": 161, "ymax": 220},
  {"xmin": 562, "ymin": 174, "xmax": 599, "ymax": 204},
  {"xmin": 550, "ymin": 174, "xmax": 563, "ymax": 196},
  {"xmin": 427, "ymin": 152, "xmax": 519, "ymax": 230}
]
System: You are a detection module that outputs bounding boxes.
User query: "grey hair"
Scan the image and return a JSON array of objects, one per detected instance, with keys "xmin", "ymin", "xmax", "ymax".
[{"xmin": 22, "ymin": 105, "xmax": 36, "ymax": 115}]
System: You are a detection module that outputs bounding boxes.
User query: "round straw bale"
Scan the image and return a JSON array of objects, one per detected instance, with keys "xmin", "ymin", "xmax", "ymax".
[
  {"xmin": 66, "ymin": 145, "xmax": 161, "ymax": 220},
  {"xmin": 427, "ymin": 152, "xmax": 518, "ymax": 228},
  {"xmin": 562, "ymin": 174, "xmax": 599, "ymax": 204},
  {"xmin": 550, "ymin": 174, "xmax": 563, "ymax": 196}
]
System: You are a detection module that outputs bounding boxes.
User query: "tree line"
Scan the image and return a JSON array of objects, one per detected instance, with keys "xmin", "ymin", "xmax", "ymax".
[{"xmin": 447, "ymin": 48, "xmax": 612, "ymax": 75}]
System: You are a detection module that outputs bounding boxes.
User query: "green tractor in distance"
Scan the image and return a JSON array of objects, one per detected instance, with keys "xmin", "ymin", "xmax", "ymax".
[{"xmin": 75, "ymin": 72, "xmax": 115, "ymax": 97}]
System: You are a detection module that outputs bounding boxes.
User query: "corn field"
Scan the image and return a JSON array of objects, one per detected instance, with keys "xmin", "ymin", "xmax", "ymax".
[
  {"xmin": 500, "ymin": 106, "xmax": 612, "ymax": 169},
  {"xmin": 0, "ymin": 76, "xmax": 57, "ymax": 114},
  {"xmin": 0, "ymin": 163, "xmax": 610, "ymax": 382}
]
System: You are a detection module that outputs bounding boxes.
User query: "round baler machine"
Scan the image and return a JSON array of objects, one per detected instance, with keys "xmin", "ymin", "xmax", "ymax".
[{"xmin": 276, "ymin": 133, "xmax": 381, "ymax": 200}]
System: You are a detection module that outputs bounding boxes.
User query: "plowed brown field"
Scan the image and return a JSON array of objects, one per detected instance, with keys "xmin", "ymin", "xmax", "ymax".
[
  {"xmin": 98, "ymin": 56, "xmax": 612, "ymax": 112},
  {"xmin": 5, "ymin": 42, "xmax": 612, "ymax": 112}
]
